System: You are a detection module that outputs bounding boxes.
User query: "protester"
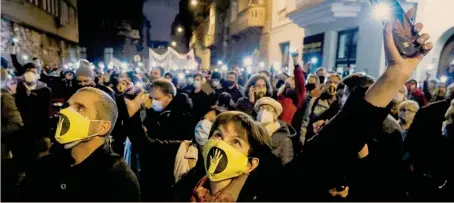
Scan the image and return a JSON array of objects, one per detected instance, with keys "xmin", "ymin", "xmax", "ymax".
[
  {"xmin": 237, "ymin": 74, "xmax": 273, "ymax": 116},
  {"xmin": 255, "ymin": 97, "xmax": 295, "ymax": 165},
  {"xmin": 173, "ymin": 106, "xmax": 225, "ymax": 183},
  {"xmin": 165, "ymin": 72, "xmax": 173, "ymax": 81},
  {"xmin": 150, "ymin": 66, "xmax": 165, "ymax": 82},
  {"xmin": 19, "ymin": 87, "xmax": 140, "ymax": 201},
  {"xmin": 404, "ymin": 83, "xmax": 454, "ymax": 201},
  {"xmin": 75, "ymin": 59, "xmax": 114, "ymax": 98},
  {"xmin": 216, "ymin": 92, "xmax": 236, "ymax": 111},
  {"xmin": 172, "ymin": 111, "xmax": 284, "ymax": 201},
  {"xmin": 190, "ymin": 73, "xmax": 216, "ymax": 120},
  {"xmin": 315, "ymin": 67, "xmax": 327, "ymax": 84},
  {"xmin": 124, "ymin": 78, "xmax": 195, "ymax": 201},
  {"xmin": 221, "ymin": 71, "xmax": 243, "ymax": 103},
  {"xmin": 398, "ymin": 100, "xmax": 420, "ymax": 138},
  {"xmin": 406, "ymin": 79, "xmax": 428, "ymax": 107}
]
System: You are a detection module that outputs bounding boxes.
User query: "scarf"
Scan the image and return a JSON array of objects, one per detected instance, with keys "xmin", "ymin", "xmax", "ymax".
[{"xmin": 191, "ymin": 176, "xmax": 235, "ymax": 202}]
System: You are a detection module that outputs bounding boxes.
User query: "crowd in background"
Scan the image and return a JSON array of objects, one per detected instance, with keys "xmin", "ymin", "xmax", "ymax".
[{"xmin": 1, "ymin": 19, "xmax": 453, "ymax": 202}]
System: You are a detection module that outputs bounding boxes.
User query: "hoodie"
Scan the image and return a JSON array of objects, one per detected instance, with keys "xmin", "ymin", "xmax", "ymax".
[{"xmin": 270, "ymin": 122, "xmax": 296, "ymax": 165}]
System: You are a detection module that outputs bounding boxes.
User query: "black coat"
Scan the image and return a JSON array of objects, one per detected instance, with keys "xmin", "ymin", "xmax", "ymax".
[
  {"xmin": 405, "ymin": 99, "xmax": 453, "ymax": 200},
  {"xmin": 285, "ymin": 87, "xmax": 390, "ymax": 201},
  {"xmin": 222, "ymin": 86, "xmax": 243, "ymax": 103},
  {"xmin": 126, "ymin": 94, "xmax": 196, "ymax": 201},
  {"xmin": 19, "ymin": 144, "xmax": 141, "ymax": 202}
]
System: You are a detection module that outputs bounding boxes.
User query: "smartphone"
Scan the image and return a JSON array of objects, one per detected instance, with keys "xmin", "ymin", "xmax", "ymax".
[{"xmin": 371, "ymin": 0, "xmax": 421, "ymax": 57}]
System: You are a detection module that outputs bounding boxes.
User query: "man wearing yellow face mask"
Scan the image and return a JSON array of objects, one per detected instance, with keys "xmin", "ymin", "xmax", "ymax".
[{"xmin": 19, "ymin": 87, "xmax": 140, "ymax": 202}]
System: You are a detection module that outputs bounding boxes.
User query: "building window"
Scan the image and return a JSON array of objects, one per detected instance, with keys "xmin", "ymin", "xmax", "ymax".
[
  {"xmin": 60, "ymin": 1, "xmax": 69, "ymax": 24},
  {"xmin": 335, "ymin": 28, "xmax": 358, "ymax": 74},
  {"xmin": 69, "ymin": 6, "xmax": 76, "ymax": 25},
  {"xmin": 279, "ymin": 42, "xmax": 290, "ymax": 67}
]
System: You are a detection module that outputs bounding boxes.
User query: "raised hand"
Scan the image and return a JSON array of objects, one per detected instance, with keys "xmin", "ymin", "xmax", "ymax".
[
  {"xmin": 384, "ymin": 8, "xmax": 432, "ymax": 77},
  {"xmin": 124, "ymin": 89, "xmax": 144, "ymax": 117},
  {"xmin": 248, "ymin": 86, "xmax": 256, "ymax": 104},
  {"xmin": 208, "ymin": 148, "xmax": 223, "ymax": 175}
]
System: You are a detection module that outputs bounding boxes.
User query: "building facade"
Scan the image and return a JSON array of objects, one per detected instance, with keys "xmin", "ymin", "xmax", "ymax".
[
  {"xmin": 287, "ymin": 0, "xmax": 454, "ymax": 81},
  {"xmin": 267, "ymin": 0, "xmax": 305, "ymax": 73},
  {"xmin": 1, "ymin": 0, "xmax": 79, "ymax": 67}
]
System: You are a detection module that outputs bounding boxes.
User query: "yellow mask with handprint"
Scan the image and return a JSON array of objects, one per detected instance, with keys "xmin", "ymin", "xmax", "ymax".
[{"xmin": 202, "ymin": 139, "xmax": 249, "ymax": 182}]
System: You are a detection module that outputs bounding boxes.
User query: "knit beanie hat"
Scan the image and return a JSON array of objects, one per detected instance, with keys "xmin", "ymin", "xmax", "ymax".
[
  {"xmin": 254, "ymin": 97, "xmax": 283, "ymax": 116},
  {"xmin": 1, "ymin": 56, "xmax": 8, "ymax": 69},
  {"xmin": 75, "ymin": 59, "xmax": 94, "ymax": 78}
]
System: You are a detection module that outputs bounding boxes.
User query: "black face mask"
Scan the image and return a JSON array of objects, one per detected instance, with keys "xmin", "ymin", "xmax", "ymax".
[
  {"xmin": 225, "ymin": 80, "xmax": 235, "ymax": 87},
  {"xmin": 306, "ymin": 83, "xmax": 316, "ymax": 92},
  {"xmin": 276, "ymin": 80, "xmax": 285, "ymax": 89},
  {"xmin": 318, "ymin": 76, "xmax": 326, "ymax": 84}
]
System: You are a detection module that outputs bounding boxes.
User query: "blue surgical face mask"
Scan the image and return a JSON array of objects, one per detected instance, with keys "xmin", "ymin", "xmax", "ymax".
[{"xmin": 152, "ymin": 99, "xmax": 164, "ymax": 112}]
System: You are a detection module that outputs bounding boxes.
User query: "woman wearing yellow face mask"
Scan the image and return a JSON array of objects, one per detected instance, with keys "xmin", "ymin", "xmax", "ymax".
[{"xmin": 172, "ymin": 111, "xmax": 284, "ymax": 202}]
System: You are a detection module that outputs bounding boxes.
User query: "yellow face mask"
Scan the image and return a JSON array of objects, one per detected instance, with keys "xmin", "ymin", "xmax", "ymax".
[
  {"xmin": 256, "ymin": 88, "xmax": 267, "ymax": 94},
  {"xmin": 54, "ymin": 107, "xmax": 103, "ymax": 148},
  {"xmin": 203, "ymin": 139, "xmax": 249, "ymax": 182},
  {"xmin": 326, "ymin": 84, "xmax": 337, "ymax": 96}
]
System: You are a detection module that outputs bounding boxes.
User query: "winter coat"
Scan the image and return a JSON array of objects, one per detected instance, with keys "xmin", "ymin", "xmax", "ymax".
[
  {"xmin": 405, "ymin": 99, "xmax": 453, "ymax": 201},
  {"xmin": 14, "ymin": 79, "xmax": 51, "ymax": 141},
  {"xmin": 285, "ymin": 87, "xmax": 390, "ymax": 201},
  {"xmin": 277, "ymin": 64, "xmax": 306, "ymax": 125},
  {"xmin": 270, "ymin": 122, "xmax": 296, "ymax": 165},
  {"xmin": 222, "ymin": 86, "xmax": 243, "ymax": 103},
  {"xmin": 236, "ymin": 97, "xmax": 256, "ymax": 116},
  {"xmin": 408, "ymin": 88, "xmax": 428, "ymax": 107},
  {"xmin": 19, "ymin": 144, "xmax": 141, "ymax": 202},
  {"xmin": 300, "ymin": 95, "xmax": 334, "ymax": 145},
  {"xmin": 174, "ymin": 141, "xmax": 200, "ymax": 183},
  {"xmin": 126, "ymin": 94, "xmax": 196, "ymax": 201},
  {"xmin": 1, "ymin": 88, "xmax": 23, "ymax": 143},
  {"xmin": 190, "ymin": 89, "xmax": 216, "ymax": 120}
]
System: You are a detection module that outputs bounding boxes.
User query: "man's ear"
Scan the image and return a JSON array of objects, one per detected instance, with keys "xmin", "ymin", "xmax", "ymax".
[
  {"xmin": 97, "ymin": 121, "xmax": 112, "ymax": 137},
  {"xmin": 248, "ymin": 158, "xmax": 259, "ymax": 173}
]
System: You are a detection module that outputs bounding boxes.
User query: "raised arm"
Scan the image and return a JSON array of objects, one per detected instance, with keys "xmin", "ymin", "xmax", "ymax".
[{"xmin": 292, "ymin": 53, "xmax": 306, "ymax": 109}]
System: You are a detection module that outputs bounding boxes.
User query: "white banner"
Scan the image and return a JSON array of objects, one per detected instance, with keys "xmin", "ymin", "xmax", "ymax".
[{"xmin": 149, "ymin": 47, "xmax": 197, "ymax": 71}]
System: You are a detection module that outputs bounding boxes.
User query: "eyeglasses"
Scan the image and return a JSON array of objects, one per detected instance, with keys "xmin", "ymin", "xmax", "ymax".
[{"xmin": 399, "ymin": 108, "xmax": 415, "ymax": 113}]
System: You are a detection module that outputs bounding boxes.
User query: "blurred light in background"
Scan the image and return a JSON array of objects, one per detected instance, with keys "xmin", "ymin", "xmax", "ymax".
[
  {"xmin": 243, "ymin": 57, "xmax": 253, "ymax": 66},
  {"xmin": 259, "ymin": 62, "xmax": 265, "ymax": 68},
  {"xmin": 372, "ymin": 2, "xmax": 391, "ymax": 21}
]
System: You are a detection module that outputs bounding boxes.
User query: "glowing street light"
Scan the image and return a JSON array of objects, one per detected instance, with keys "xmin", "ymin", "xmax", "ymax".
[
  {"xmin": 217, "ymin": 60, "xmax": 223, "ymax": 65},
  {"xmin": 214, "ymin": 68, "xmax": 219, "ymax": 72},
  {"xmin": 441, "ymin": 76, "xmax": 448, "ymax": 83},
  {"xmin": 171, "ymin": 41, "xmax": 177, "ymax": 47},
  {"xmin": 259, "ymin": 62, "xmax": 265, "ymax": 68},
  {"xmin": 221, "ymin": 65, "xmax": 228, "ymax": 71},
  {"xmin": 12, "ymin": 38, "xmax": 19, "ymax": 43},
  {"xmin": 63, "ymin": 64, "xmax": 68, "ymax": 69},
  {"xmin": 372, "ymin": 2, "xmax": 391, "ymax": 21},
  {"xmin": 311, "ymin": 57, "xmax": 318, "ymax": 64},
  {"xmin": 190, "ymin": 0, "xmax": 198, "ymax": 6},
  {"xmin": 108, "ymin": 62, "xmax": 114, "ymax": 70},
  {"xmin": 177, "ymin": 27, "xmax": 184, "ymax": 33},
  {"xmin": 22, "ymin": 55, "xmax": 28, "ymax": 61},
  {"xmin": 98, "ymin": 62, "xmax": 105, "ymax": 69},
  {"xmin": 243, "ymin": 57, "xmax": 253, "ymax": 66},
  {"xmin": 178, "ymin": 73, "xmax": 185, "ymax": 79},
  {"xmin": 138, "ymin": 62, "xmax": 144, "ymax": 67},
  {"xmin": 121, "ymin": 62, "xmax": 128, "ymax": 69}
]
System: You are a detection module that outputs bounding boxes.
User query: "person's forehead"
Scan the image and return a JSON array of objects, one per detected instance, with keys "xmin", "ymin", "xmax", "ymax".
[
  {"xmin": 151, "ymin": 87, "xmax": 164, "ymax": 96},
  {"xmin": 256, "ymin": 79, "xmax": 265, "ymax": 84},
  {"xmin": 69, "ymin": 91, "xmax": 98, "ymax": 107},
  {"xmin": 77, "ymin": 76, "xmax": 90, "ymax": 81}
]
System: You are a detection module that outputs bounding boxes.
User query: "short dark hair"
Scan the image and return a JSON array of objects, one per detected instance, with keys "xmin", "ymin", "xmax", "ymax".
[
  {"xmin": 227, "ymin": 71, "xmax": 238, "ymax": 80},
  {"xmin": 24, "ymin": 62, "xmax": 38, "ymax": 72},
  {"xmin": 211, "ymin": 71, "xmax": 222, "ymax": 80},
  {"xmin": 152, "ymin": 78, "xmax": 177, "ymax": 97},
  {"xmin": 193, "ymin": 72, "xmax": 203, "ymax": 80},
  {"xmin": 165, "ymin": 72, "xmax": 173, "ymax": 79},
  {"xmin": 342, "ymin": 73, "xmax": 376, "ymax": 93}
]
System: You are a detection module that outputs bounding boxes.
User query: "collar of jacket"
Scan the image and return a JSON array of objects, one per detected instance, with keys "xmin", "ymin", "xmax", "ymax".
[{"xmin": 55, "ymin": 143, "xmax": 115, "ymax": 168}]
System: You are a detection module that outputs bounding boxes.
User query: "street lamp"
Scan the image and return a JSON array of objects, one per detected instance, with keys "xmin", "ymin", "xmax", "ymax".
[
  {"xmin": 177, "ymin": 27, "xmax": 184, "ymax": 33},
  {"xmin": 372, "ymin": 2, "xmax": 391, "ymax": 21},
  {"xmin": 311, "ymin": 57, "xmax": 318, "ymax": 64},
  {"xmin": 190, "ymin": 0, "xmax": 198, "ymax": 6},
  {"xmin": 259, "ymin": 62, "xmax": 265, "ymax": 68},
  {"xmin": 243, "ymin": 57, "xmax": 253, "ymax": 66},
  {"xmin": 22, "ymin": 55, "xmax": 28, "ymax": 61},
  {"xmin": 171, "ymin": 41, "xmax": 177, "ymax": 47},
  {"xmin": 217, "ymin": 60, "xmax": 223, "ymax": 65}
]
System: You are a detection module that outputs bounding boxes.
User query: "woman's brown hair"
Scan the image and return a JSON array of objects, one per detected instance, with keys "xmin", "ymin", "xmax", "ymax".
[{"xmin": 209, "ymin": 111, "xmax": 272, "ymax": 156}]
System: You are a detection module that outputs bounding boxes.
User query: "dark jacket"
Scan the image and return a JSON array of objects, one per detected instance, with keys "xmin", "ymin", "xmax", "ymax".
[
  {"xmin": 126, "ymin": 94, "xmax": 196, "ymax": 201},
  {"xmin": 1, "ymin": 88, "xmax": 23, "ymax": 142},
  {"xmin": 19, "ymin": 144, "xmax": 141, "ymax": 202},
  {"xmin": 285, "ymin": 87, "xmax": 390, "ymax": 201},
  {"xmin": 271, "ymin": 122, "xmax": 296, "ymax": 165},
  {"xmin": 189, "ymin": 89, "xmax": 216, "ymax": 120},
  {"xmin": 10, "ymin": 54, "xmax": 26, "ymax": 76},
  {"xmin": 222, "ymin": 86, "xmax": 243, "ymax": 103},
  {"xmin": 405, "ymin": 99, "xmax": 453, "ymax": 201},
  {"xmin": 15, "ymin": 79, "xmax": 51, "ymax": 140}
]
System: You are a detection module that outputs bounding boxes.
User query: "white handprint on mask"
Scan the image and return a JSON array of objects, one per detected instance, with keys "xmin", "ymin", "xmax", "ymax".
[{"xmin": 208, "ymin": 148, "xmax": 223, "ymax": 175}]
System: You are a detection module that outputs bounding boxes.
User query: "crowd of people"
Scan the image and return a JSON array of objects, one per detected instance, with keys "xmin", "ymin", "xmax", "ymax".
[{"xmin": 1, "ymin": 18, "xmax": 453, "ymax": 202}]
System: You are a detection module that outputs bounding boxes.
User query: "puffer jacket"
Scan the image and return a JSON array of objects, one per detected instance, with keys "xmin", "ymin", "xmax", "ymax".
[{"xmin": 271, "ymin": 122, "xmax": 296, "ymax": 165}]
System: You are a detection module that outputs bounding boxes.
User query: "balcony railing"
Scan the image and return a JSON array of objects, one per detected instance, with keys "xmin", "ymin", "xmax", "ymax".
[{"xmin": 230, "ymin": 5, "xmax": 266, "ymax": 36}]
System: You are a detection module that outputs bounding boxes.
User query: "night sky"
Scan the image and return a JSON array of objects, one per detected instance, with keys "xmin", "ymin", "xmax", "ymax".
[{"xmin": 143, "ymin": 0, "xmax": 180, "ymax": 42}]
